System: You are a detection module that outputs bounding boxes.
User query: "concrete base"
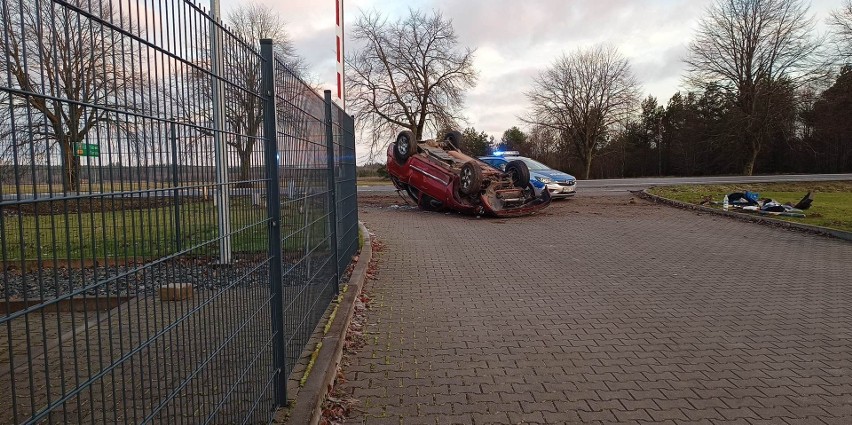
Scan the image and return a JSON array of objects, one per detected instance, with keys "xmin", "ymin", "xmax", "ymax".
[{"xmin": 159, "ymin": 283, "xmax": 193, "ymax": 301}]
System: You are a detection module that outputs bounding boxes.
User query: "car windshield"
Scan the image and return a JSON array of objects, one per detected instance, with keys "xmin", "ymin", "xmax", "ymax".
[{"xmin": 511, "ymin": 157, "xmax": 550, "ymax": 171}]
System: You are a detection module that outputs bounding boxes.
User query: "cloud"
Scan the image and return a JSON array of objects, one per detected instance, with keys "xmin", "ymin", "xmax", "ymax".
[
  {"xmin": 217, "ymin": 0, "xmax": 842, "ymax": 160},
  {"xmin": 631, "ymin": 44, "xmax": 691, "ymax": 96},
  {"xmin": 464, "ymin": 65, "xmax": 539, "ymax": 135}
]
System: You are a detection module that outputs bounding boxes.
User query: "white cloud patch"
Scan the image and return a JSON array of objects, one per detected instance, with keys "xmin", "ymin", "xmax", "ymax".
[{"xmin": 218, "ymin": 0, "xmax": 841, "ymax": 151}]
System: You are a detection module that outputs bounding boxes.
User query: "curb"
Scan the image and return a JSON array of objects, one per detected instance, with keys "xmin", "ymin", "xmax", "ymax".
[
  {"xmin": 637, "ymin": 189, "xmax": 852, "ymax": 242},
  {"xmin": 284, "ymin": 222, "xmax": 373, "ymax": 425}
]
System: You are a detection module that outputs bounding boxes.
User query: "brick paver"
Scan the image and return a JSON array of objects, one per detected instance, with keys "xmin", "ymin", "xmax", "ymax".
[{"xmin": 343, "ymin": 194, "xmax": 852, "ymax": 424}]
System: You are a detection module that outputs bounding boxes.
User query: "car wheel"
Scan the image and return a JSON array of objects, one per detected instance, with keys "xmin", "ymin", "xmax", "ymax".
[
  {"xmin": 444, "ymin": 130, "xmax": 462, "ymax": 151},
  {"xmin": 506, "ymin": 160, "xmax": 530, "ymax": 188},
  {"xmin": 459, "ymin": 161, "xmax": 482, "ymax": 195},
  {"xmin": 393, "ymin": 130, "xmax": 417, "ymax": 164}
]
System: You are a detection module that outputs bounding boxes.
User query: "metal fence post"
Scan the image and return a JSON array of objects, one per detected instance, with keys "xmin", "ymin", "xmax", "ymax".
[
  {"xmin": 324, "ymin": 90, "xmax": 340, "ymax": 295},
  {"xmin": 211, "ymin": 0, "xmax": 232, "ymax": 265},
  {"xmin": 170, "ymin": 118, "xmax": 182, "ymax": 252},
  {"xmin": 261, "ymin": 39, "xmax": 287, "ymax": 407}
]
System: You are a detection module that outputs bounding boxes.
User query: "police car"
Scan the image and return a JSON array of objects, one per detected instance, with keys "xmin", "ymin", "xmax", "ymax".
[{"xmin": 479, "ymin": 151, "xmax": 577, "ymax": 199}]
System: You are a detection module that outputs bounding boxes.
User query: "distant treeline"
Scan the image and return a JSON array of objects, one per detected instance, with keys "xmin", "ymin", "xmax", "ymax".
[{"xmin": 471, "ymin": 66, "xmax": 852, "ymax": 179}]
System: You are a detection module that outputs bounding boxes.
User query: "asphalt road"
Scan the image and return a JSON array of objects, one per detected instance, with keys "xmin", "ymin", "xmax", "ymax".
[
  {"xmin": 358, "ymin": 173, "xmax": 852, "ymax": 195},
  {"xmin": 6, "ymin": 173, "xmax": 849, "ymax": 202}
]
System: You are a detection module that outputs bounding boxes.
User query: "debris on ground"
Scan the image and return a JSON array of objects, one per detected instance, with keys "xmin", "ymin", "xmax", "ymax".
[
  {"xmin": 318, "ymin": 237, "xmax": 383, "ymax": 425},
  {"xmin": 719, "ymin": 190, "xmax": 814, "ymax": 218}
]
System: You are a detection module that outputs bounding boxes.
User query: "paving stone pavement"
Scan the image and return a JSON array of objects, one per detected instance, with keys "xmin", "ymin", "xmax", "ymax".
[{"xmin": 342, "ymin": 194, "xmax": 852, "ymax": 424}]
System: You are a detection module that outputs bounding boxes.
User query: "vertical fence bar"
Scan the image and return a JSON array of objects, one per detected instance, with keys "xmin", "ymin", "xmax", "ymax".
[
  {"xmin": 341, "ymin": 113, "xmax": 358, "ymax": 272},
  {"xmin": 261, "ymin": 39, "xmax": 287, "ymax": 407},
  {"xmin": 210, "ymin": 3, "xmax": 231, "ymax": 265},
  {"xmin": 170, "ymin": 119, "xmax": 181, "ymax": 253},
  {"xmin": 324, "ymin": 90, "xmax": 340, "ymax": 296}
]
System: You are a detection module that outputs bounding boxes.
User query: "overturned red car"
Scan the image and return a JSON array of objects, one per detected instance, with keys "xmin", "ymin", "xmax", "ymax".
[{"xmin": 386, "ymin": 130, "xmax": 551, "ymax": 217}]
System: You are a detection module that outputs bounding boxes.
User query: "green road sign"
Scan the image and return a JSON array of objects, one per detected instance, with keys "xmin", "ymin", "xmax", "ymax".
[{"xmin": 74, "ymin": 143, "xmax": 100, "ymax": 157}]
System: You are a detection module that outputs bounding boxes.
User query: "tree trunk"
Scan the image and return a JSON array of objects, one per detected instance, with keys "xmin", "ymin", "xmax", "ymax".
[
  {"xmin": 414, "ymin": 123, "xmax": 424, "ymax": 141},
  {"xmin": 739, "ymin": 92, "xmax": 760, "ymax": 176},
  {"xmin": 741, "ymin": 124, "xmax": 761, "ymax": 176},
  {"xmin": 583, "ymin": 155, "xmax": 593, "ymax": 180},
  {"xmin": 61, "ymin": 139, "xmax": 80, "ymax": 192},
  {"xmin": 742, "ymin": 145, "xmax": 759, "ymax": 176},
  {"xmin": 236, "ymin": 149, "xmax": 253, "ymax": 188}
]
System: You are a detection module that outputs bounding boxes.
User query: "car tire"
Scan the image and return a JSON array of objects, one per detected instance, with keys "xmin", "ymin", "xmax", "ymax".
[
  {"xmin": 393, "ymin": 130, "xmax": 417, "ymax": 164},
  {"xmin": 444, "ymin": 130, "xmax": 462, "ymax": 151},
  {"xmin": 506, "ymin": 160, "xmax": 530, "ymax": 188},
  {"xmin": 459, "ymin": 161, "xmax": 482, "ymax": 195}
]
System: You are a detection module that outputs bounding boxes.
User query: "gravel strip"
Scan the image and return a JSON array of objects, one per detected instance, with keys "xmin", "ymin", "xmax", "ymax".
[{"xmin": 1, "ymin": 258, "xmax": 277, "ymax": 300}]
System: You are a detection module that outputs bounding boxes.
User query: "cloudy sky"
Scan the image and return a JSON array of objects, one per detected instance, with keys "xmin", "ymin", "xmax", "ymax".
[{"xmin": 220, "ymin": 0, "xmax": 840, "ymax": 159}]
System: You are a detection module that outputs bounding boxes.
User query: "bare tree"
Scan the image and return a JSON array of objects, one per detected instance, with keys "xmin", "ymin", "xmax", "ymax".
[
  {"xmin": 0, "ymin": 93, "xmax": 16, "ymax": 186},
  {"xmin": 0, "ymin": 0, "xmax": 142, "ymax": 191},
  {"xmin": 229, "ymin": 4, "xmax": 305, "ymax": 73},
  {"xmin": 347, "ymin": 8, "xmax": 477, "ymax": 148},
  {"xmin": 525, "ymin": 44, "xmax": 640, "ymax": 179},
  {"xmin": 829, "ymin": 0, "xmax": 852, "ymax": 61},
  {"xmin": 170, "ymin": 4, "xmax": 303, "ymax": 187},
  {"xmin": 525, "ymin": 124, "xmax": 564, "ymax": 167},
  {"xmin": 226, "ymin": 4, "xmax": 303, "ymax": 187},
  {"xmin": 685, "ymin": 0, "xmax": 825, "ymax": 175}
]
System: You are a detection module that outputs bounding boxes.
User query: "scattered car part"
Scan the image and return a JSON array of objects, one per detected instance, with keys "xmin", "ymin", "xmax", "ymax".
[{"xmin": 794, "ymin": 191, "xmax": 813, "ymax": 210}]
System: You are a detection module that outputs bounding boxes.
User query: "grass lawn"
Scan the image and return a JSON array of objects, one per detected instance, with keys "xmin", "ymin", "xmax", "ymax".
[
  {"xmin": 356, "ymin": 176, "xmax": 391, "ymax": 186},
  {"xmin": 1, "ymin": 197, "xmax": 332, "ymax": 261},
  {"xmin": 648, "ymin": 181, "xmax": 852, "ymax": 233},
  {"xmin": 1, "ymin": 181, "xmax": 174, "ymax": 196}
]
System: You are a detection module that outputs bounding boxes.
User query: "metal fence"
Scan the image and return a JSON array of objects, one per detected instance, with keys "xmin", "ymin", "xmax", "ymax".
[
  {"xmin": 332, "ymin": 106, "xmax": 359, "ymax": 282},
  {"xmin": 0, "ymin": 0, "xmax": 357, "ymax": 423}
]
